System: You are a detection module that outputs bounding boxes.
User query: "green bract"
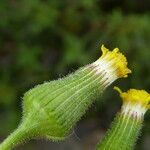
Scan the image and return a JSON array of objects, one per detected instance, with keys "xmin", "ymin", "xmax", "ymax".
[{"xmin": 97, "ymin": 113, "xmax": 142, "ymax": 150}]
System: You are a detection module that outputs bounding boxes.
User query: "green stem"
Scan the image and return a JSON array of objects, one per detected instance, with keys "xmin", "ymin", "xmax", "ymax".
[
  {"xmin": 0, "ymin": 121, "xmax": 32, "ymax": 150},
  {"xmin": 96, "ymin": 113, "xmax": 142, "ymax": 150}
]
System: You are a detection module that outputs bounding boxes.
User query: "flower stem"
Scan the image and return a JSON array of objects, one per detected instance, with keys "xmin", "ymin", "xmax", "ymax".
[{"xmin": 0, "ymin": 122, "xmax": 31, "ymax": 150}]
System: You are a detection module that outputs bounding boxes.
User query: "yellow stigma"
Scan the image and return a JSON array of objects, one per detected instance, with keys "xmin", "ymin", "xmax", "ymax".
[
  {"xmin": 99, "ymin": 45, "xmax": 131, "ymax": 78},
  {"xmin": 114, "ymin": 86, "xmax": 150, "ymax": 109}
]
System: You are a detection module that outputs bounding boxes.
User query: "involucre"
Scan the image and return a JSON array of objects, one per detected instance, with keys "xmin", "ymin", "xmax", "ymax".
[{"xmin": 0, "ymin": 45, "xmax": 131, "ymax": 150}]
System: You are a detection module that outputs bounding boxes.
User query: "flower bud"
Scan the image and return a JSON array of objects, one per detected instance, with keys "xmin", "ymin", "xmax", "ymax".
[
  {"xmin": 97, "ymin": 87, "xmax": 150, "ymax": 150},
  {"xmin": 0, "ymin": 45, "xmax": 131, "ymax": 149}
]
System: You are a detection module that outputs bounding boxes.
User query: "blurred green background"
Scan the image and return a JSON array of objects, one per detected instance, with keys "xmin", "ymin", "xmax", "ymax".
[{"xmin": 0, "ymin": 0, "xmax": 150, "ymax": 149}]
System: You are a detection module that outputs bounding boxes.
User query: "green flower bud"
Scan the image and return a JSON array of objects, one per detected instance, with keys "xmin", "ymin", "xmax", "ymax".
[
  {"xmin": 96, "ymin": 87, "xmax": 150, "ymax": 150},
  {"xmin": 0, "ymin": 45, "xmax": 131, "ymax": 150}
]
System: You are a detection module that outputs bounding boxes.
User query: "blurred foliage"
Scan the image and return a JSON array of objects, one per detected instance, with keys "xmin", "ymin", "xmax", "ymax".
[{"xmin": 0, "ymin": 0, "xmax": 150, "ymax": 149}]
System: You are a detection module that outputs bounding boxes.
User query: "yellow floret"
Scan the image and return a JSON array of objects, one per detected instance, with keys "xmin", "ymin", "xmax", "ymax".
[
  {"xmin": 99, "ymin": 45, "xmax": 131, "ymax": 78},
  {"xmin": 114, "ymin": 86, "xmax": 150, "ymax": 109}
]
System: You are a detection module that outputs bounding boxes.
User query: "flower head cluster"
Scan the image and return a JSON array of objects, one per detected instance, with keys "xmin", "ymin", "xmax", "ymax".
[
  {"xmin": 93, "ymin": 45, "xmax": 131, "ymax": 78},
  {"xmin": 99, "ymin": 45, "xmax": 131, "ymax": 78},
  {"xmin": 92, "ymin": 45, "xmax": 131, "ymax": 87}
]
